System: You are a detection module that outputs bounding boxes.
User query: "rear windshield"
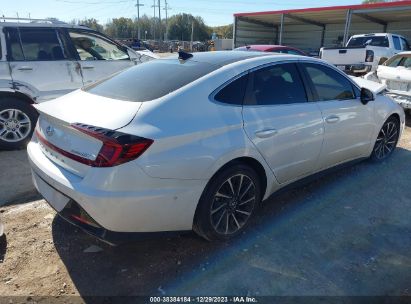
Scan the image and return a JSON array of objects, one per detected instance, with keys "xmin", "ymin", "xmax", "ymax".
[
  {"xmin": 84, "ymin": 59, "xmax": 218, "ymax": 102},
  {"xmin": 347, "ymin": 36, "xmax": 389, "ymax": 47}
]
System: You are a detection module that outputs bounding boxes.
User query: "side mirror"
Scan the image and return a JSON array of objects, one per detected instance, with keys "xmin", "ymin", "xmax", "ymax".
[{"xmin": 360, "ymin": 87, "xmax": 374, "ymax": 105}]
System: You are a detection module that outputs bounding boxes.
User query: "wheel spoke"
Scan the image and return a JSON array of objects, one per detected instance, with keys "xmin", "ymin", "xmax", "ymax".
[
  {"xmin": 236, "ymin": 210, "xmax": 251, "ymax": 216},
  {"xmin": 388, "ymin": 130, "xmax": 398, "ymax": 140},
  {"xmin": 211, "ymin": 202, "xmax": 227, "ymax": 215},
  {"xmin": 239, "ymin": 181, "xmax": 253, "ymax": 200},
  {"xmin": 215, "ymin": 191, "xmax": 231, "ymax": 199},
  {"xmin": 237, "ymin": 175, "xmax": 244, "ymax": 196},
  {"xmin": 227, "ymin": 178, "xmax": 235, "ymax": 196},
  {"xmin": 231, "ymin": 213, "xmax": 241, "ymax": 229},
  {"xmin": 214, "ymin": 210, "xmax": 227, "ymax": 230},
  {"xmin": 238, "ymin": 196, "xmax": 255, "ymax": 206}
]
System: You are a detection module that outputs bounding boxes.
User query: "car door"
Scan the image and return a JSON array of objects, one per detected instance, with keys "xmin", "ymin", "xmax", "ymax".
[
  {"xmin": 299, "ymin": 62, "xmax": 375, "ymax": 170},
  {"xmin": 66, "ymin": 30, "xmax": 134, "ymax": 85},
  {"xmin": 242, "ymin": 62, "xmax": 324, "ymax": 184},
  {"xmin": 6, "ymin": 27, "xmax": 83, "ymax": 102}
]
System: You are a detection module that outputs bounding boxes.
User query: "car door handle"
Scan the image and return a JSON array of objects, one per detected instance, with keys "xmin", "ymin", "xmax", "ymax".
[
  {"xmin": 255, "ymin": 129, "xmax": 278, "ymax": 138},
  {"xmin": 325, "ymin": 115, "xmax": 340, "ymax": 124},
  {"xmin": 82, "ymin": 66, "xmax": 94, "ymax": 70},
  {"xmin": 17, "ymin": 66, "xmax": 33, "ymax": 71}
]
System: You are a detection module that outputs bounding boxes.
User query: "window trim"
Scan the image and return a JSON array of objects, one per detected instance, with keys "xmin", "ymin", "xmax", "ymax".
[
  {"xmin": 243, "ymin": 61, "xmax": 310, "ymax": 107},
  {"xmin": 298, "ymin": 61, "xmax": 358, "ymax": 102}
]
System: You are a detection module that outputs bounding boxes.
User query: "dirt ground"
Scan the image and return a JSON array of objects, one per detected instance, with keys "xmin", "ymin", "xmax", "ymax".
[{"xmin": 0, "ymin": 115, "xmax": 411, "ymax": 300}]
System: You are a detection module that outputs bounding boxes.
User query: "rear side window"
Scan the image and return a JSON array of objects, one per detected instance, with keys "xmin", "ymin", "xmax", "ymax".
[
  {"xmin": 20, "ymin": 28, "xmax": 65, "ymax": 61},
  {"xmin": 393, "ymin": 36, "xmax": 401, "ymax": 51},
  {"xmin": 6, "ymin": 28, "xmax": 66, "ymax": 61},
  {"xmin": 214, "ymin": 74, "xmax": 248, "ymax": 105},
  {"xmin": 245, "ymin": 63, "xmax": 307, "ymax": 106},
  {"xmin": 85, "ymin": 59, "xmax": 218, "ymax": 102},
  {"xmin": 302, "ymin": 63, "xmax": 355, "ymax": 101},
  {"xmin": 6, "ymin": 28, "xmax": 24, "ymax": 61}
]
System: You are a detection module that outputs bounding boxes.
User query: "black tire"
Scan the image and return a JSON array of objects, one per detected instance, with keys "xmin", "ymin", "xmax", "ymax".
[
  {"xmin": 0, "ymin": 97, "xmax": 38, "ymax": 150},
  {"xmin": 370, "ymin": 116, "xmax": 400, "ymax": 162},
  {"xmin": 193, "ymin": 163, "xmax": 262, "ymax": 241}
]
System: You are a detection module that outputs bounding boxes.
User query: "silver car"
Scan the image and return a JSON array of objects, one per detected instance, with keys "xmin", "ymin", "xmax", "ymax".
[{"xmin": 28, "ymin": 52, "xmax": 405, "ymax": 242}]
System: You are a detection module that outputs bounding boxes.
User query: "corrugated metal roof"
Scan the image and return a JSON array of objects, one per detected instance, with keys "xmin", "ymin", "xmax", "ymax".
[{"xmin": 235, "ymin": 1, "xmax": 411, "ymax": 25}]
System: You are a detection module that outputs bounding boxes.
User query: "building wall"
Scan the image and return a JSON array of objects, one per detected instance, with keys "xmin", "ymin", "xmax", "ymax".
[
  {"xmin": 235, "ymin": 19, "xmax": 276, "ymax": 47},
  {"xmin": 235, "ymin": 16, "xmax": 411, "ymax": 53}
]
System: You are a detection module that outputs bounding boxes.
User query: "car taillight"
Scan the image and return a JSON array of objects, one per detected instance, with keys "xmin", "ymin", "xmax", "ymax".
[
  {"xmin": 71, "ymin": 123, "xmax": 153, "ymax": 167},
  {"xmin": 366, "ymin": 50, "xmax": 374, "ymax": 62}
]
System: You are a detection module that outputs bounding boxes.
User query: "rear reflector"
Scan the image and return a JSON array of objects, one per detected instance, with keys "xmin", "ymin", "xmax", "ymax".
[{"xmin": 37, "ymin": 124, "xmax": 153, "ymax": 167}]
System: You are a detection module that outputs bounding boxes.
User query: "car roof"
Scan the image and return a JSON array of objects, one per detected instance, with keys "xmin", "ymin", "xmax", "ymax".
[
  {"xmin": 236, "ymin": 45, "xmax": 294, "ymax": 51},
  {"xmin": 0, "ymin": 20, "xmax": 90, "ymax": 30},
  {"xmin": 161, "ymin": 51, "xmax": 271, "ymax": 67}
]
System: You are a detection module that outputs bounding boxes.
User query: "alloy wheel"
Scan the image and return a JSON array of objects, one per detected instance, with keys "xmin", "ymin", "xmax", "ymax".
[
  {"xmin": 0, "ymin": 109, "xmax": 32, "ymax": 143},
  {"xmin": 373, "ymin": 120, "xmax": 399, "ymax": 160},
  {"xmin": 210, "ymin": 174, "xmax": 256, "ymax": 235}
]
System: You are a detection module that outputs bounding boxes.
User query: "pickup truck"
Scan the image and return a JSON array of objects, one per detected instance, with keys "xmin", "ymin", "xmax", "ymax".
[{"xmin": 320, "ymin": 33, "xmax": 410, "ymax": 75}]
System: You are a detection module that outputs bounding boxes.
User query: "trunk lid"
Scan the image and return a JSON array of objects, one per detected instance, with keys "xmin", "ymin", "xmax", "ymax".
[
  {"xmin": 34, "ymin": 89, "xmax": 142, "ymax": 177},
  {"xmin": 321, "ymin": 47, "xmax": 366, "ymax": 65}
]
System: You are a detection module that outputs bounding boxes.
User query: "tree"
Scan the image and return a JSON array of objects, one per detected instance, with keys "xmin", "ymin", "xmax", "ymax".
[
  {"xmin": 105, "ymin": 17, "xmax": 135, "ymax": 38},
  {"xmin": 167, "ymin": 13, "xmax": 211, "ymax": 41},
  {"xmin": 211, "ymin": 24, "xmax": 233, "ymax": 39},
  {"xmin": 79, "ymin": 18, "xmax": 104, "ymax": 33}
]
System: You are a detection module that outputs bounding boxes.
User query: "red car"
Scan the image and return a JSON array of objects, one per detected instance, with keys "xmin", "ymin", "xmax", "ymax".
[{"xmin": 234, "ymin": 45, "xmax": 308, "ymax": 56}]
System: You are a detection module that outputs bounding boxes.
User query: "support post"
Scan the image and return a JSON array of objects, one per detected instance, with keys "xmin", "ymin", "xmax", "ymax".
[
  {"xmin": 343, "ymin": 9, "xmax": 352, "ymax": 46},
  {"xmin": 233, "ymin": 16, "xmax": 237, "ymax": 49},
  {"xmin": 279, "ymin": 13, "xmax": 284, "ymax": 45}
]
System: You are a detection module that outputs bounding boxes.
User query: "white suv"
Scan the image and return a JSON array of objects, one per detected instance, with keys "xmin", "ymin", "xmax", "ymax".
[{"xmin": 0, "ymin": 18, "xmax": 156, "ymax": 149}]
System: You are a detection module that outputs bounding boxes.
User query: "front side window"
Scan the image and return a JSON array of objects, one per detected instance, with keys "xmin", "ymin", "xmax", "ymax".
[
  {"xmin": 393, "ymin": 36, "xmax": 401, "ymax": 50},
  {"xmin": 302, "ymin": 63, "xmax": 355, "ymax": 101},
  {"xmin": 214, "ymin": 74, "xmax": 248, "ymax": 105},
  {"xmin": 69, "ymin": 31, "xmax": 129, "ymax": 61},
  {"xmin": 19, "ymin": 28, "xmax": 65, "ymax": 61},
  {"xmin": 245, "ymin": 63, "xmax": 307, "ymax": 106}
]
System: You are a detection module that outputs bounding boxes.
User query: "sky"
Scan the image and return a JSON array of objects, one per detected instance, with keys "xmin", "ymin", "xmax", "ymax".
[{"xmin": 2, "ymin": 0, "xmax": 362, "ymax": 26}]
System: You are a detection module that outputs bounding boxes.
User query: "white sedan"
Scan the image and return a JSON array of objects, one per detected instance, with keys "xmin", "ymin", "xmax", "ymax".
[
  {"xmin": 364, "ymin": 52, "xmax": 411, "ymax": 113},
  {"xmin": 27, "ymin": 51, "xmax": 405, "ymax": 243}
]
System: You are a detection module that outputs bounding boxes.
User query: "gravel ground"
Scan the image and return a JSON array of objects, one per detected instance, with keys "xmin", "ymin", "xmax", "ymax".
[{"xmin": 0, "ymin": 115, "xmax": 410, "ymax": 299}]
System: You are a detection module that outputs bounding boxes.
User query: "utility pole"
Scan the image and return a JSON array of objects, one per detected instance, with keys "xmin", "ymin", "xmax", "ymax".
[
  {"xmin": 151, "ymin": 0, "xmax": 157, "ymax": 41},
  {"xmin": 158, "ymin": 0, "xmax": 162, "ymax": 41},
  {"xmin": 190, "ymin": 20, "xmax": 194, "ymax": 51},
  {"xmin": 163, "ymin": 0, "xmax": 171, "ymax": 41},
  {"xmin": 135, "ymin": 0, "xmax": 144, "ymax": 40}
]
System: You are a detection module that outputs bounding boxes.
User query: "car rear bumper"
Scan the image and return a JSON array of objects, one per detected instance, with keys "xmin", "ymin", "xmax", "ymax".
[
  {"xmin": 27, "ymin": 140, "xmax": 207, "ymax": 234},
  {"xmin": 337, "ymin": 64, "xmax": 372, "ymax": 74}
]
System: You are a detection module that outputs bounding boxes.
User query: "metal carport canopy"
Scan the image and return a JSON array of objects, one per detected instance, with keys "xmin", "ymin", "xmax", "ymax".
[{"xmin": 233, "ymin": 1, "xmax": 411, "ymax": 50}]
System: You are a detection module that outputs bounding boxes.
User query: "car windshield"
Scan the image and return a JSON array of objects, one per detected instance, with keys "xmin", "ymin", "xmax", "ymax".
[
  {"xmin": 84, "ymin": 59, "xmax": 218, "ymax": 102},
  {"xmin": 347, "ymin": 36, "xmax": 389, "ymax": 47}
]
